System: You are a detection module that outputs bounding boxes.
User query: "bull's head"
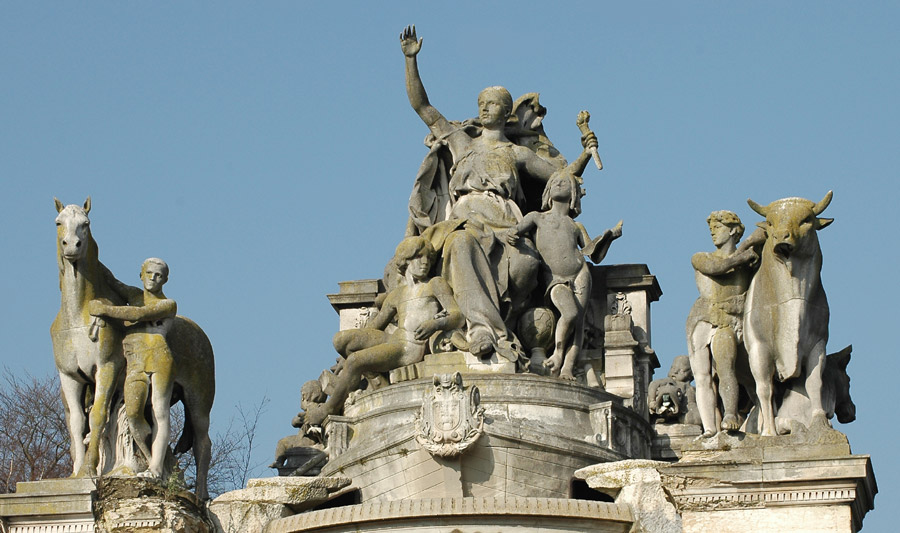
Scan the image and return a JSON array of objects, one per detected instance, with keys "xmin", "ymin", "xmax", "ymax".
[{"xmin": 747, "ymin": 191, "xmax": 833, "ymax": 261}]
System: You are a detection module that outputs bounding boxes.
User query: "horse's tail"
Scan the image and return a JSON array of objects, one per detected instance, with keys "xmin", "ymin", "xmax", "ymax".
[{"xmin": 175, "ymin": 402, "xmax": 194, "ymax": 455}]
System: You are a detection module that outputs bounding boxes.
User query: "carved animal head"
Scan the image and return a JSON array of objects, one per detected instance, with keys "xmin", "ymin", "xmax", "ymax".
[
  {"xmin": 649, "ymin": 378, "xmax": 685, "ymax": 420},
  {"xmin": 827, "ymin": 346, "xmax": 856, "ymax": 424},
  {"xmin": 747, "ymin": 191, "xmax": 833, "ymax": 261},
  {"xmin": 54, "ymin": 197, "xmax": 92, "ymax": 263}
]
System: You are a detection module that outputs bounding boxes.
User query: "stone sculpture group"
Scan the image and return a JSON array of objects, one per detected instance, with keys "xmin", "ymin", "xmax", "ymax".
[
  {"xmin": 684, "ymin": 193, "xmax": 840, "ymax": 438},
  {"xmin": 275, "ymin": 26, "xmax": 856, "ymax": 468},
  {"xmin": 51, "ymin": 198, "xmax": 215, "ymax": 500},
  {"xmin": 39, "ymin": 27, "xmax": 864, "ymax": 529}
]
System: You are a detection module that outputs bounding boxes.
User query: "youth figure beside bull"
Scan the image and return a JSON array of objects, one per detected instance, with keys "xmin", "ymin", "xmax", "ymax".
[{"xmin": 685, "ymin": 191, "xmax": 855, "ymax": 440}]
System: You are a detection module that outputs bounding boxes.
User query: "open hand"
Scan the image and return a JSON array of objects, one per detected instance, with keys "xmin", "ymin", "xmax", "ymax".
[{"xmin": 400, "ymin": 25, "xmax": 422, "ymax": 57}]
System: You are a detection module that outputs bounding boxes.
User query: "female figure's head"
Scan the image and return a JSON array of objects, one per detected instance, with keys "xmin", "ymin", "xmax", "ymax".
[{"xmin": 477, "ymin": 86, "xmax": 513, "ymax": 129}]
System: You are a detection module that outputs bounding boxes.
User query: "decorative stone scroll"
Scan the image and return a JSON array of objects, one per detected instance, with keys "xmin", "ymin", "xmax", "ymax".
[{"xmin": 415, "ymin": 373, "xmax": 484, "ymax": 458}]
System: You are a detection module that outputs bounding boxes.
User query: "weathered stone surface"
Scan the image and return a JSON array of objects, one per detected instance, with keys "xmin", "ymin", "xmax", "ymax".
[
  {"xmin": 743, "ymin": 192, "xmax": 835, "ymax": 437},
  {"xmin": 659, "ymin": 447, "xmax": 876, "ymax": 532},
  {"xmin": 51, "ymin": 199, "xmax": 215, "ymax": 500},
  {"xmin": 0, "ymin": 478, "xmax": 97, "ymax": 532},
  {"xmin": 423, "ymin": 351, "xmax": 516, "ymax": 375},
  {"xmin": 687, "ymin": 210, "xmax": 761, "ymax": 436},
  {"xmin": 320, "ymin": 374, "xmax": 652, "ymax": 503},
  {"xmin": 650, "ymin": 422, "xmax": 702, "ymax": 461},
  {"xmin": 576, "ymin": 460, "xmax": 681, "ymax": 533},
  {"xmin": 266, "ymin": 496, "xmax": 633, "ymax": 533},
  {"xmin": 94, "ymin": 477, "xmax": 210, "ymax": 533},
  {"xmin": 208, "ymin": 476, "xmax": 351, "ymax": 533}
]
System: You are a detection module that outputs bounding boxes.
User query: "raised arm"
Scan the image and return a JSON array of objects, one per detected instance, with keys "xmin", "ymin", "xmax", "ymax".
[
  {"xmin": 89, "ymin": 298, "xmax": 176, "ymax": 323},
  {"xmin": 691, "ymin": 249, "xmax": 757, "ymax": 276},
  {"xmin": 518, "ymin": 122, "xmax": 598, "ymax": 183},
  {"xmin": 401, "ymin": 25, "xmax": 452, "ymax": 137}
]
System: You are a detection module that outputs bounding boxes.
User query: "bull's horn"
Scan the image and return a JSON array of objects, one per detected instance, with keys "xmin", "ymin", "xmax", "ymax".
[
  {"xmin": 747, "ymin": 198, "xmax": 767, "ymax": 217},
  {"xmin": 812, "ymin": 190, "xmax": 833, "ymax": 215},
  {"xmin": 54, "ymin": 197, "xmax": 64, "ymax": 213}
]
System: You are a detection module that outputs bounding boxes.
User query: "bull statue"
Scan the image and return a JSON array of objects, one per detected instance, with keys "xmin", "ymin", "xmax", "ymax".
[{"xmin": 743, "ymin": 191, "xmax": 833, "ymax": 436}]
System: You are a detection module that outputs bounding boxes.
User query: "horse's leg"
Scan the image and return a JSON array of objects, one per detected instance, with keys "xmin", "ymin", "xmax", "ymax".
[
  {"xmin": 189, "ymin": 403, "xmax": 212, "ymax": 501},
  {"xmin": 81, "ymin": 362, "xmax": 118, "ymax": 476},
  {"xmin": 804, "ymin": 339, "xmax": 829, "ymax": 431},
  {"xmin": 59, "ymin": 373, "xmax": 87, "ymax": 475}
]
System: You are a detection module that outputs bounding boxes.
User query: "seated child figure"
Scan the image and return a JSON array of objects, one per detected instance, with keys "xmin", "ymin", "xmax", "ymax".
[
  {"xmin": 270, "ymin": 380, "xmax": 327, "ymax": 469},
  {"xmin": 305, "ymin": 236, "xmax": 464, "ymax": 426},
  {"xmin": 508, "ymin": 169, "xmax": 622, "ymax": 380}
]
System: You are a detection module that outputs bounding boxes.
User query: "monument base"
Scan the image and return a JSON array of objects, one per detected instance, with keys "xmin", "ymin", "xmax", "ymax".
[
  {"xmin": 0, "ymin": 478, "xmax": 96, "ymax": 533},
  {"xmin": 267, "ymin": 496, "xmax": 634, "ymax": 533},
  {"xmin": 93, "ymin": 477, "xmax": 211, "ymax": 533},
  {"xmin": 659, "ymin": 431, "xmax": 877, "ymax": 533}
]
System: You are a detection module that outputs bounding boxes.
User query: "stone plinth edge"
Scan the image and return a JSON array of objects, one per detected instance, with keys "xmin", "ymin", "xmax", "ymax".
[
  {"xmin": 659, "ymin": 452, "xmax": 876, "ymax": 533},
  {"xmin": 209, "ymin": 476, "xmax": 351, "ymax": 533},
  {"xmin": 266, "ymin": 497, "xmax": 633, "ymax": 533},
  {"xmin": 0, "ymin": 479, "xmax": 97, "ymax": 533}
]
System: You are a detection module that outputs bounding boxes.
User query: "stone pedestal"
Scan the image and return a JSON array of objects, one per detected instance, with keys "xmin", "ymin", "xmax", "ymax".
[
  {"xmin": 267, "ymin": 496, "xmax": 634, "ymax": 533},
  {"xmin": 0, "ymin": 478, "xmax": 97, "ymax": 533},
  {"xmin": 93, "ymin": 477, "xmax": 210, "ymax": 533},
  {"xmin": 326, "ymin": 279, "xmax": 383, "ymax": 331},
  {"xmin": 320, "ymin": 374, "xmax": 653, "ymax": 503},
  {"xmin": 602, "ymin": 310, "xmax": 659, "ymax": 420},
  {"xmin": 658, "ymin": 432, "xmax": 877, "ymax": 533},
  {"xmin": 575, "ymin": 460, "xmax": 682, "ymax": 533},
  {"xmin": 650, "ymin": 422, "xmax": 703, "ymax": 461},
  {"xmin": 208, "ymin": 476, "xmax": 351, "ymax": 533}
]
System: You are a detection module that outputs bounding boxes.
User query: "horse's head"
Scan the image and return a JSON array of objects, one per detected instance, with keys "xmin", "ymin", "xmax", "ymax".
[{"xmin": 54, "ymin": 197, "xmax": 92, "ymax": 263}]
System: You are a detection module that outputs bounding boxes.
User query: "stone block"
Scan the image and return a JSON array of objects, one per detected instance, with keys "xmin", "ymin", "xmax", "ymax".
[
  {"xmin": 576, "ymin": 460, "xmax": 682, "ymax": 533},
  {"xmin": 0, "ymin": 478, "xmax": 97, "ymax": 533},
  {"xmin": 208, "ymin": 476, "xmax": 351, "ymax": 533},
  {"xmin": 658, "ymin": 443, "xmax": 877, "ymax": 533},
  {"xmin": 423, "ymin": 351, "xmax": 516, "ymax": 375},
  {"xmin": 93, "ymin": 477, "xmax": 209, "ymax": 533}
]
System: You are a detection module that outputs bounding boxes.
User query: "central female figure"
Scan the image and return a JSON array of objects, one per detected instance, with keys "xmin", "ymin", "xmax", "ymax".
[{"xmin": 401, "ymin": 25, "xmax": 596, "ymax": 361}]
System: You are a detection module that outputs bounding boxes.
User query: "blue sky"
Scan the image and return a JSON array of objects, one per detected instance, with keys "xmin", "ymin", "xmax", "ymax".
[{"xmin": 1, "ymin": 3, "xmax": 896, "ymax": 527}]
